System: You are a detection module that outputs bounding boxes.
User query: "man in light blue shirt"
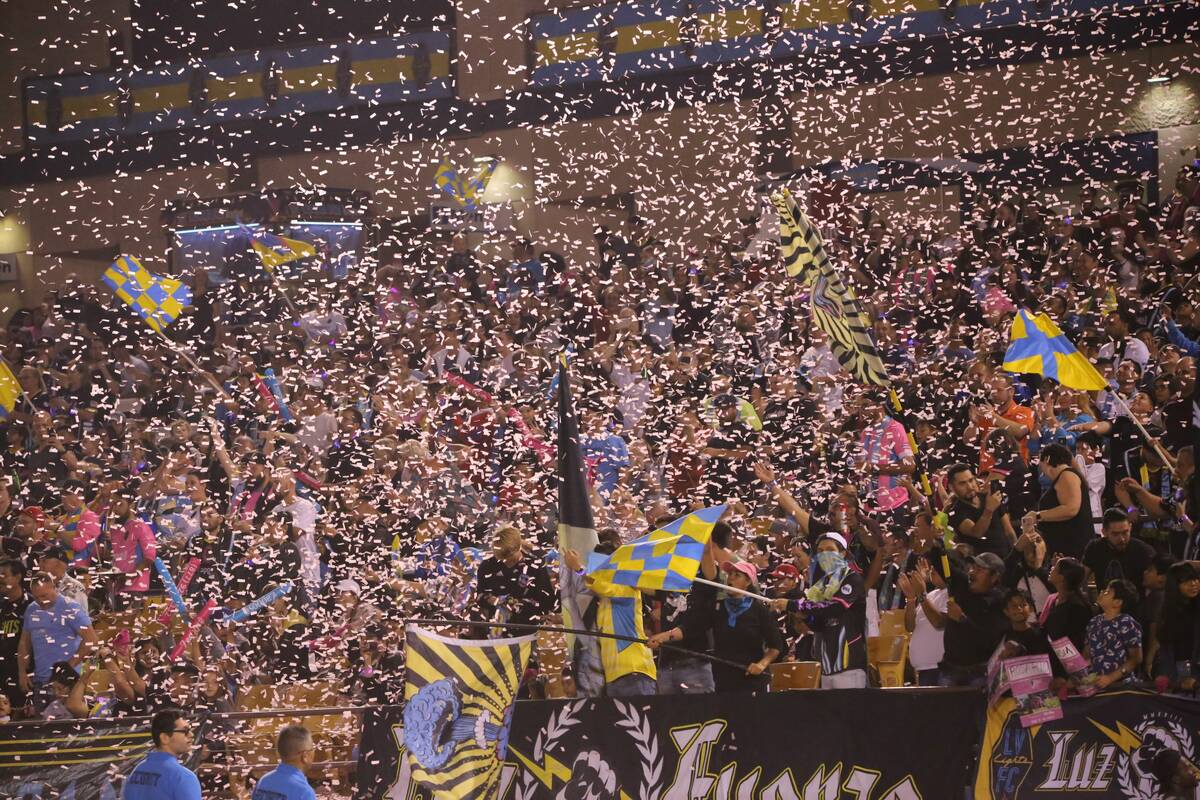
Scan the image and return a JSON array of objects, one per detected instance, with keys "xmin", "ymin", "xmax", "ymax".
[
  {"xmin": 252, "ymin": 724, "xmax": 317, "ymax": 800},
  {"xmin": 17, "ymin": 572, "xmax": 94, "ymax": 701},
  {"xmin": 122, "ymin": 709, "xmax": 202, "ymax": 800}
]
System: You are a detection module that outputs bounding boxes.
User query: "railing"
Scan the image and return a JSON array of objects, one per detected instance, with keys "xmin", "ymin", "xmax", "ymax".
[
  {"xmin": 22, "ymin": 33, "xmax": 453, "ymax": 145},
  {"xmin": 526, "ymin": 0, "xmax": 1170, "ymax": 86}
]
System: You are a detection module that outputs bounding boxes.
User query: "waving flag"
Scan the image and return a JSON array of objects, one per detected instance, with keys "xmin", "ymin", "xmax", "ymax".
[
  {"xmin": 586, "ymin": 505, "xmax": 726, "ymax": 594},
  {"xmin": 102, "ymin": 255, "xmax": 192, "ymax": 333},
  {"xmin": 434, "ymin": 157, "xmax": 499, "ymax": 211},
  {"xmin": 771, "ymin": 188, "xmax": 890, "ymax": 386},
  {"xmin": 0, "ymin": 360, "xmax": 21, "ymax": 419},
  {"xmin": 1002, "ymin": 309, "xmax": 1108, "ymax": 391},
  {"xmin": 555, "ymin": 355, "xmax": 602, "ymax": 670},
  {"xmin": 403, "ymin": 625, "xmax": 534, "ymax": 799},
  {"xmin": 248, "ymin": 229, "xmax": 316, "ymax": 273}
]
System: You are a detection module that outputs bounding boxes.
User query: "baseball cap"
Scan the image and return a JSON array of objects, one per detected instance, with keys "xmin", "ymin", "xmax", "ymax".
[
  {"xmin": 815, "ymin": 531, "xmax": 848, "ymax": 551},
  {"xmin": 18, "ymin": 506, "xmax": 46, "ymax": 525},
  {"xmin": 335, "ymin": 578, "xmax": 362, "ymax": 595},
  {"xmin": 972, "ymin": 552, "xmax": 1006, "ymax": 574},
  {"xmin": 770, "ymin": 563, "xmax": 800, "ymax": 581},
  {"xmin": 721, "ymin": 560, "xmax": 759, "ymax": 586},
  {"xmin": 39, "ymin": 544, "xmax": 70, "ymax": 564}
]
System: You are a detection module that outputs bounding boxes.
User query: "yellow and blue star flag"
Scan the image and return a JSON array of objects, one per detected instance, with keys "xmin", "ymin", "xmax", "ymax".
[
  {"xmin": 1002, "ymin": 309, "xmax": 1108, "ymax": 391},
  {"xmin": 586, "ymin": 505, "xmax": 726, "ymax": 594},
  {"xmin": 102, "ymin": 255, "xmax": 192, "ymax": 333},
  {"xmin": 247, "ymin": 228, "xmax": 317, "ymax": 273},
  {"xmin": 0, "ymin": 360, "xmax": 22, "ymax": 419},
  {"xmin": 403, "ymin": 625, "xmax": 535, "ymax": 799}
]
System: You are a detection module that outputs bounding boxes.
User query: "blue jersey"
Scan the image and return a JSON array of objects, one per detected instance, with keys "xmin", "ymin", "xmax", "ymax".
[
  {"xmin": 252, "ymin": 763, "xmax": 317, "ymax": 800},
  {"xmin": 122, "ymin": 751, "xmax": 202, "ymax": 800}
]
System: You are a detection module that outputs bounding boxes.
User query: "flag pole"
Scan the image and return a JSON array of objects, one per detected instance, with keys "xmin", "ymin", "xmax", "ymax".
[
  {"xmin": 887, "ymin": 388, "xmax": 952, "ymax": 579},
  {"xmin": 0, "ymin": 356, "xmax": 33, "ymax": 413},
  {"xmin": 145, "ymin": 325, "xmax": 233, "ymax": 402},
  {"xmin": 1110, "ymin": 391, "xmax": 1177, "ymax": 475},
  {"xmin": 403, "ymin": 618, "xmax": 752, "ymax": 672},
  {"xmin": 692, "ymin": 577, "xmax": 774, "ymax": 603},
  {"xmin": 267, "ymin": 271, "xmax": 300, "ymax": 318}
]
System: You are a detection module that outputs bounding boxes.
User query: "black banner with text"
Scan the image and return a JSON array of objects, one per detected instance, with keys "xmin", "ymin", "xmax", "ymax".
[
  {"xmin": 358, "ymin": 689, "xmax": 984, "ymax": 800},
  {"xmin": 0, "ymin": 716, "xmax": 152, "ymax": 800},
  {"xmin": 976, "ymin": 689, "xmax": 1200, "ymax": 799}
]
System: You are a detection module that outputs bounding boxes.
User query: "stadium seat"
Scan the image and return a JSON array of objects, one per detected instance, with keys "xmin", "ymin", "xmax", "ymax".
[
  {"xmin": 769, "ymin": 661, "xmax": 821, "ymax": 690},
  {"xmin": 877, "ymin": 608, "xmax": 908, "ymax": 638},
  {"xmin": 536, "ymin": 630, "xmax": 570, "ymax": 699},
  {"xmin": 867, "ymin": 635, "xmax": 909, "ymax": 687}
]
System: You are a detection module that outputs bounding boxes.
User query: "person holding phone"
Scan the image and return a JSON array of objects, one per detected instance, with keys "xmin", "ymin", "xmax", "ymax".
[{"xmin": 945, "ymin": 463, "xmax": 1016, "ymax": 557}]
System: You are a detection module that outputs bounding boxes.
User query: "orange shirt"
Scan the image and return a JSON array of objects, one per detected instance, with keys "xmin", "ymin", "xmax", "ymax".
[{"xmin": 977, "ymin": 402, "xmax": 1036, "ymax": 473}]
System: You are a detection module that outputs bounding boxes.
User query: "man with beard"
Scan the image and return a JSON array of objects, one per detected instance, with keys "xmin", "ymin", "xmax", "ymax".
[{"xmin": 946, "ymin": 463, "xmax": 1015, "ymax": 557}]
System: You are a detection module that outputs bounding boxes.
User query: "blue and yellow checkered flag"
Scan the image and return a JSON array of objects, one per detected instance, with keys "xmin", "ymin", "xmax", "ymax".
[
  {"xmin": 586, "ymin": 505, "xmax": 726, "ymax": 593},
  {"xmin": 434, "ymin": 157, "xmax": 499, "ymax": 211},
  {"xmin": 0, "ymin": 360, "xmax": 22, "ymax": 419},
  {"xmin": 102, "ymin": 255, "xmax": 192, "ymax": 334},
  {"xmin": 1003, "ymin": 309, "xmax": 1108, "ymax": 391}
]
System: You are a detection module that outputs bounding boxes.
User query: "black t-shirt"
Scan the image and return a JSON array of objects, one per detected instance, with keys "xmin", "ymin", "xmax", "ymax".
[
  {"xmin": 656, "ymin": 584, "xmax": 714, "ymax": 666},
  {"xmin": 760, "ymin": 396, "xmax": 817, "ymax": 472},
  {"xmin": 1001, "ymin": 625, "xmax": 1053, "ymax": 659},
  {"xmin": 942, "ymin": 559, "xmax": 1007, "ymax": 669},
  {"xmin": 948, "ymin": 497, "xmax": 1012, "ymax": 557},
  {"xmin": 1082, "ymin": 537, "xmax": 1155, "ymax": 594},
  {"xmin": 1043, "ymin": 595, "xmax": 1095, "ymax": 653},
  {"xmin": 0, "ymin": 592, "xmax": 30, "ymax": 685},
  {"xmin": 474, "ymin": 554, "xmax": 555, "ymax": 628},
  {"xmin": 703, "ymin": 423, "xmax": 755, "ymax": 502},
  {"xmin": 708, "ymin": 598, "xmax": 785, "ymax": 690}
]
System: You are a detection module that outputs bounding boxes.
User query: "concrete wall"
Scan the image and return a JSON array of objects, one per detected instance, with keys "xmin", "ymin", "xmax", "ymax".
[{"xmin": 0, "ymin": 0, "xmax": 130, "ymax": 155}]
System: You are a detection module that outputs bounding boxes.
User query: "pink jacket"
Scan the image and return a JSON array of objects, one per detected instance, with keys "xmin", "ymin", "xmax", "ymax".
[
  {"xmin": 110, "ymin": 518, "xmax": 157, "ymax": 593},
  {"xmin": 66, "ymin": 509, "xmax": 102, "ymax": 565}
]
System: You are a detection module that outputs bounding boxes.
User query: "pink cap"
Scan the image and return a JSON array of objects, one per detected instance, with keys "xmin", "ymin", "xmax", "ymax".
[{"xmin": 721, "ymin": 560, "xmax": 759, "ymax": 585}]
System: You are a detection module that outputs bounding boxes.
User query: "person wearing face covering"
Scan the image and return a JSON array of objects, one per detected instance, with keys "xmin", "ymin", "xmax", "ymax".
[
  {"xmin": 650, "ymin": 560, "xmax": 783, "ymax": 693},
  {"xmin": 771, "ymin": 532, "xmax": 868, "ymax": 688}
]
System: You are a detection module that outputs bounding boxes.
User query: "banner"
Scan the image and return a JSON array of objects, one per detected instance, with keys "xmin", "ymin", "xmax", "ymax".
[
  {"xmin": 976, "ymin": 689, "xmax": 1200, "ymax": 799},
  {"xmin": 358, "ymin": 689, "xmax": 983, "ymax": 800},
  {"xmin": 0, "ymin": 717, "xmax": 152, "ymax": 799},
  {"xmin": 403, "ymin": 626, "xmax": 535, "ymax": 799}
]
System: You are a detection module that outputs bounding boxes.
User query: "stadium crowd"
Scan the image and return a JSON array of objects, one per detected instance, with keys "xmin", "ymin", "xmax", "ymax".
[{"xmin": 0, "ymin": 166, "xmax": 1199, "ymax": 776}]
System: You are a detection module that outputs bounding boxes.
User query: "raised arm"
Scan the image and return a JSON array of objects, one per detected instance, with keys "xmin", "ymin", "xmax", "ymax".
[{"xmin": 753, "ymin": 461, "xmax": 811, "ymax": 535}]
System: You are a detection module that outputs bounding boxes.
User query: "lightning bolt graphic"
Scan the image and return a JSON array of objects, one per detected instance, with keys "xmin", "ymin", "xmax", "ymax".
[
  {"xmin": 507, "ymin": 747, "xmax": 636, "ymax": 800},
  {"xmin": 508, "ymin": 746, "xmax": 572, "ymax": 789},
  {"xmin": 1089, "ymin": 718, "xmax": 1143, "ymax": 755}
]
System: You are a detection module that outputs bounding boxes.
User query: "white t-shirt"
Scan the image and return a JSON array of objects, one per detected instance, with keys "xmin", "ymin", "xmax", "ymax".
[
  {"xmin": 908, "ymin": 588, "xmax": 949, "ymax": 671},
  {"xmin": 297, "ymin": 411, "xmax": 337, "ymax": 456},
  {"xmin": 1075, "ymin": 455, "xmax": 1106, "ymax": 534},
  {"xmin": 1098, "ymin": 337, "xmax": 1149, "ymax": 369}
]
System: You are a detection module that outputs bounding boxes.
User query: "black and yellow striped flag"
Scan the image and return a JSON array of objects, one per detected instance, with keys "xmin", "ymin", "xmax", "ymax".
[
  {"xmin": 402, "ymin": 625, "xmax": 535, "ymax": 799},
  {"xmin": 770, "ymin": 187, "xmax": 890, "ymax": 387}
]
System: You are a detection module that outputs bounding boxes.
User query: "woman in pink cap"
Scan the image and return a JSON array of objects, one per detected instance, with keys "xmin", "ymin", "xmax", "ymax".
[{"xmin": 650, "ymin": 560, "xmax": 783, "ymax": 693}]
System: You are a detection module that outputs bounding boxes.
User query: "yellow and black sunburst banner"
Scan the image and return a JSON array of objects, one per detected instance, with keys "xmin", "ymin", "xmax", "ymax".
[{"xmin": 403, "ymin": 624, "xmax": 535, "ymax": 799}]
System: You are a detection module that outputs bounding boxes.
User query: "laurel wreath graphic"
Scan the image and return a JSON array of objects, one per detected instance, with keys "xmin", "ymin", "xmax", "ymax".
[
  {"xmin": 515, "ymin": 699, "xmax": 584, "ymax": 800},
  {"xmin": 613, "ymin": 700, "xmax": 664, "ymax": 800},
  {"xmin": 1116, "ymin": 719, "xmax": 1195, "ymax": 800}
]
